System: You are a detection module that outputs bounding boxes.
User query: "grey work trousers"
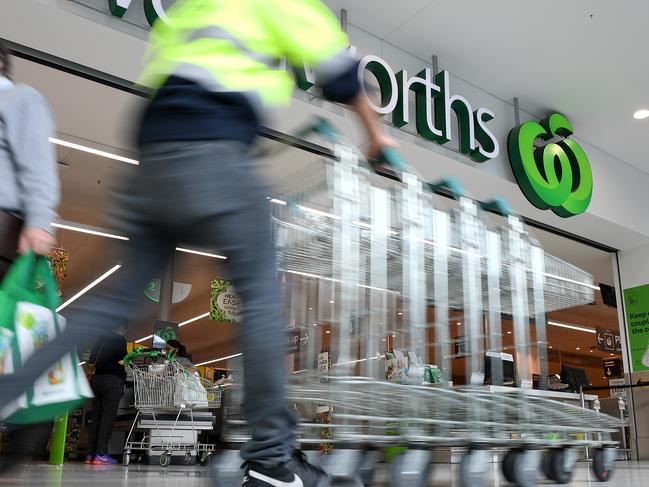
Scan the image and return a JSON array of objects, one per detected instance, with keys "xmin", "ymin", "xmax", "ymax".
[{"xmin": 0, "ymin": 140, "xmax": 295, "ymax": 467}]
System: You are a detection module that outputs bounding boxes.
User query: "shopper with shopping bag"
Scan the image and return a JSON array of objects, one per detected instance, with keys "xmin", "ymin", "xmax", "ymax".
[
  {"xmin": 0, "ymin": 39, "xmax": 64, "ymax": 467},
  {"xmin": 0, "ymin": 40, "xmax": 58, "ymax": 272}
]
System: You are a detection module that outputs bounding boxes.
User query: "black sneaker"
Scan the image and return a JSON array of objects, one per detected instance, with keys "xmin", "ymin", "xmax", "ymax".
[
  {"xmin": 287, "ymin": 450, "xmax": 330, "ymax": 487},
  {"xmin": 242, "ymin": 450, "xmax": 329, "ymax": 487},
  {"xmin": 242, "ymin": 461, "xmax": 300, "ymax": 487}
]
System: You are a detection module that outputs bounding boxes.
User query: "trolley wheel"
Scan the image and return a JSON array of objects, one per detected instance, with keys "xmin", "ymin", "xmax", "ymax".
[
  {"xmin": 122, "ymin": 452, "xmax": 130, "ymax": 467},
  {"xmin": 199, "ymin": 451, "xmax": 211, "ymax": 467},
  {"xmin": 592, "ymin": 448, "xmax": 614, "ymax": 482},
  {"xmin": 459, "ymin": 450, "xmax": 487, "ymax": 487},
  {"xmin": 549, "ymin": 449, "xmax": 574, "ymax": 484},
  {"xmin": 184, "ymin": 451, "xmax": 192, "ymax": 466},
  {"xmin": 160, "ymin": 452, "xmax": 171, "ymax": 468},
  {"xmin": 510, "ymin": 450, "xmax": 539, "ymax": 487},
  {"xmin": 541, "ymin": 452, "xmax": 553, "ymax": 480},
  {"xmin": 390, "ymin": 449, "xmax": 431, "ymax": 487},
  {"xmin": 502, "ymin": 450, "xmax": 517, "ymax": 483}
]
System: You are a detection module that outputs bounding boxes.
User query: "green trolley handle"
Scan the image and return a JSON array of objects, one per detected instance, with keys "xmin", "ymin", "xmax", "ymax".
[{"xmin": 123, "ymin": 347, "xmax": 176, "ymax": 366}]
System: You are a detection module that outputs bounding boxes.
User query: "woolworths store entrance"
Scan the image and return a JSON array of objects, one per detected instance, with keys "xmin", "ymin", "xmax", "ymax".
[{"xmin": 2, "ymin": 5, "xmax": 649, "ymax": 484}]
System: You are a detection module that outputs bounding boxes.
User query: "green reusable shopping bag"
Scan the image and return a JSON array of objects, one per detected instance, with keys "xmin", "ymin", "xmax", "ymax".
[{"xmin": 0, "ymin": 252, "xmax": 93, "ymax": 424}]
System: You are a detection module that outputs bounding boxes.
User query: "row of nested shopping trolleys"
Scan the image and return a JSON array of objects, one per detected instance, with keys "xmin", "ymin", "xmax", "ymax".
[{"xmin": 126, "ymin": 119, "xmax": 622, "ymax": 487}]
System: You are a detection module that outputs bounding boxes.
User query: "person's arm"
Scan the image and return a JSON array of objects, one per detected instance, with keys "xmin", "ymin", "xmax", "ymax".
[
  {"xmin": 258, "ymin": 0, "xmax": 395, "ymax": 154},
  {"xmin": 12, "ymin": 88, "xmax": 59, "ymax": 255},
  {"xmin": 349, "ymin": 94, "xmax": 396, "ymax": 157}
]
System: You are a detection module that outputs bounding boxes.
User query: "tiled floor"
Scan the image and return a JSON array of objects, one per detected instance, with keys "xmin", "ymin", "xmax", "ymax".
[{"xmin": 0, "ymin": 461, "xmax": 647, "ymax": 486}]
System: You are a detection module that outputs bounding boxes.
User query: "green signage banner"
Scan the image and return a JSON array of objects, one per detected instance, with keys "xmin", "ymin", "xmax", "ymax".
[{"xmin": 623, "ymin": 284, "xmax": 649, "ymax": 372}]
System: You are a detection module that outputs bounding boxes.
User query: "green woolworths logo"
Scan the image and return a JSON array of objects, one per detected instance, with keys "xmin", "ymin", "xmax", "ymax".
[{"xmin": 507, "ymin": 113, "xmax": 592, "ymax": 218}]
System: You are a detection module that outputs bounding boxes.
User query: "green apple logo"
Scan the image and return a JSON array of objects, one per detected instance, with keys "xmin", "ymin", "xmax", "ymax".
[{"xmin": 507, "ymin": 113, "xmax": 592, "ymax": 217}]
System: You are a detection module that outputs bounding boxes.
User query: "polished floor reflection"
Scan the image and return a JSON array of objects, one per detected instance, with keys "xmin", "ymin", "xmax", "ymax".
[{"xmin": 0, "ymin": 461, "xmax": 647, "ymax": 486}]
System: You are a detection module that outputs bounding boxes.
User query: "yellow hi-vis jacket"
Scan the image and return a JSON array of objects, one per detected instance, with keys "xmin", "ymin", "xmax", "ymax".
[{"xmin": 140, "ymin": 0, "xmax": 353, "ymax": 109}]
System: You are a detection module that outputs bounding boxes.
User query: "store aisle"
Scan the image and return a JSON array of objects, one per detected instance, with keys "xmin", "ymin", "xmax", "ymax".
[{"xmin": 0, "ymin": 461, "xmax": 647, "ymax": 486}]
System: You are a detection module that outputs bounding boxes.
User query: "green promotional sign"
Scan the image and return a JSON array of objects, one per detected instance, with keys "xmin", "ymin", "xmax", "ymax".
[
  {"xmin": 210, "ymin": 279, "xmax": 242, "ymax": 323},
  {"xmin": 507, "ymin": 113, "xmax": 593, "ymax": 217},
  {"xmin": 623, "ymin": 284, "xmax": 649, "ymax": 372}
]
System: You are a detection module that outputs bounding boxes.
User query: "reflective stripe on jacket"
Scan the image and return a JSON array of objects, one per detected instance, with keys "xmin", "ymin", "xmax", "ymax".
[{"xmin": 140, "ymin": 0, "xmax": 352, "ymax": 108}]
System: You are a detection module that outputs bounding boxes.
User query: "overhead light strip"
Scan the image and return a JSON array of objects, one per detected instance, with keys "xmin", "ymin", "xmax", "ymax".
[
  {"xmin": 52, "ymin": 223, "xmax": 129, "ymax": 241},
  {"xmin": 176, "ymin": 247, "xmax": 227, "ymax": 260},
  {"xmin": 547, "ymin": 321, "xmax": 596, "ymax": 334},
  {"xmin": 543, "ymin": 272, "xmax": 600, "ymax": 291},
  {"xmin": 134, "ymin": 311, "xmax": 211, "ymax": 343},
  {"xmin": 50, "ymin": 137, "xmax": 139, "ymax": 165},
  {"xmin": 57, "ymin": 264, "xmax": 122, "ymax": 312},
  {"xmin": 54, "ymin": 223, "xmax": 227, "ymax": 260},
  {"xmin": 179, "ymin": 312, "xmax": 210, "ymax": 327},
  {"xmin": 195, "ymin": 353, "xmax": 242, "ymax": 367},
  {"xmin": 135, "ymin": 334, "xmax": 153, "ymax": 344}
]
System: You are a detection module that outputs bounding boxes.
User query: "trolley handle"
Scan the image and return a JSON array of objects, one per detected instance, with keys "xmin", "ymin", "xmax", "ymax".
[
  {"xmin": 480, "ymin": 197, "xmax": 513, "ymax": 217},
  {"xmin": 123, "ymin": 348, "xmax": 174, "ymax": 366},
  {"xmin": 428, "ymin": 177, "xmax": 465, "ymax": 200},
  {"xmin": 312, "ymin": 117, "xmax": 516, "ymax": 216},
  {"xmin": 368, "ymin": 146, "xmax": 409, "ymax": 174}
]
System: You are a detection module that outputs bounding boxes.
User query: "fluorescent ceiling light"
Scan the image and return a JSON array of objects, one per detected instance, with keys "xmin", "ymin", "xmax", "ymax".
[
  {"xmin": 54, "ymin": 222, "xmax": 227, "ymax": 260},
  {"xmin": 53, "ymin": 222, "xmax": 129, "ymax": 241},
  {"xmin": 78, "ymin": 361, "xmax": 87, "ymax": 366},
  {"xmin": 297, "ymin": 205, "xmax": 340, "ymax": 220},
  {"xmin": 633, "ymin": 109, "xmax": 649, "ymax": 120},
  {"xmin": 57, "ymin": 264, "xmax": 122, "ymax": 312},
  {"xmin": 352, "ymin": 221, "xmax": 397, "ymax": 235},
  {"xmin": 176, "ymin": 247, "xmax": 227, "ymax": 260},
  {"xmin": 270, "ymin": 198, "xmax": 287, "ymax": 205},
  {"xmin": 50, "ymin": 137, "xmax": 139, "ymax": 165},
  {"xmin": 179, "ymin": 312, "xmax": 210, "ymax": 327},
  {"xmin": 547, "ymin": 321, "xmax": 596, "ymax": 334},
  {"xmin": 543, "ymin": 272, "xmax": 600, "ymax": 291},
  {"xmin": 195, "ymin": 353, "xmax": 242, "ymax": 367},
  {"xmin": 135, "ymin": 334, "xmax": 153, "ymax": 344},
  {"xmin": 135, "ymin": 311, "xmax": 210, "ymax": 343}
]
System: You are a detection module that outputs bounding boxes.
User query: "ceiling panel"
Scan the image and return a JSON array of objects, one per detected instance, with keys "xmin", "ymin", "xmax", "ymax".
[
  {"xmin": 381, "ymin": 0, "xmax": 649, "ymax": 173},
  {"xmin": 322, "ymin": 0, "xmax": 435, "ymax": 39}
]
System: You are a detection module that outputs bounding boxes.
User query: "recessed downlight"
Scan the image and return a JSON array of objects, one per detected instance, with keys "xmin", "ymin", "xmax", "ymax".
[{"xmin": 633, "ymin": 109, "xmax": 649, "ymax": 120}]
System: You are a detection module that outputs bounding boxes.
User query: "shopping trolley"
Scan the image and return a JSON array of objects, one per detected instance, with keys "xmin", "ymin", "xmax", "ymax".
[
  {"xmin": 122, "ymin": 349, "xmax": 223, "ymax": 467},
  {"xmin": 212, "ymin": 118, "xmax": 621, "ymax": 487}
]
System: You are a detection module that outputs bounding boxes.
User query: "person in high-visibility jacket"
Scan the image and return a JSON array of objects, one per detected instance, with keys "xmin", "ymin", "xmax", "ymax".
[
  {"xmin": 0, "ymin": 2, "xmax": 392, "ymax": 486},
  {"xmin": 137, "ymin": 2, "xmax": 394, "ymax": 486}
]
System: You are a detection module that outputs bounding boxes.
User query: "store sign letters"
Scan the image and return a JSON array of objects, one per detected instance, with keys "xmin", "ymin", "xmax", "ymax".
[
  {"xmin": 105, "ymin": 1, "xmax": 592, "ymax": 217},
  {"xmin": 108, "ymin": 0, "xmax": 168, "ymax": 26},
  {"xmin": 357, "ymin": 57, "xmax": 499, "ymax": 163}
]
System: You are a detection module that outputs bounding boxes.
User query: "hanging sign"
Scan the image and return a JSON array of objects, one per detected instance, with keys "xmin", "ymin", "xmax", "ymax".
[
  {"xmin": 286, "ymin": 330, "xmax": 309, "ymax": 354},
  {"xmin": 602, "ymin": 358, "xmax": 623, "ymax": 379},
  {"xmin": 210, "ymin": 279, "xmax": 242, "ymax": 323},
  {"xmin": 596, "ymin": 327, "xmax": 622, "ymax": 353},
  {"xmin": 152, "ymin": 320, "xmax": 178, "ymax": 349},
  {"xmin": 623, "ymin": 284, "xmax": 649, "ymax": 372},
  {"xmin": 145, "ymin": 279, "xmax": 192, "ymax": 304}
]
